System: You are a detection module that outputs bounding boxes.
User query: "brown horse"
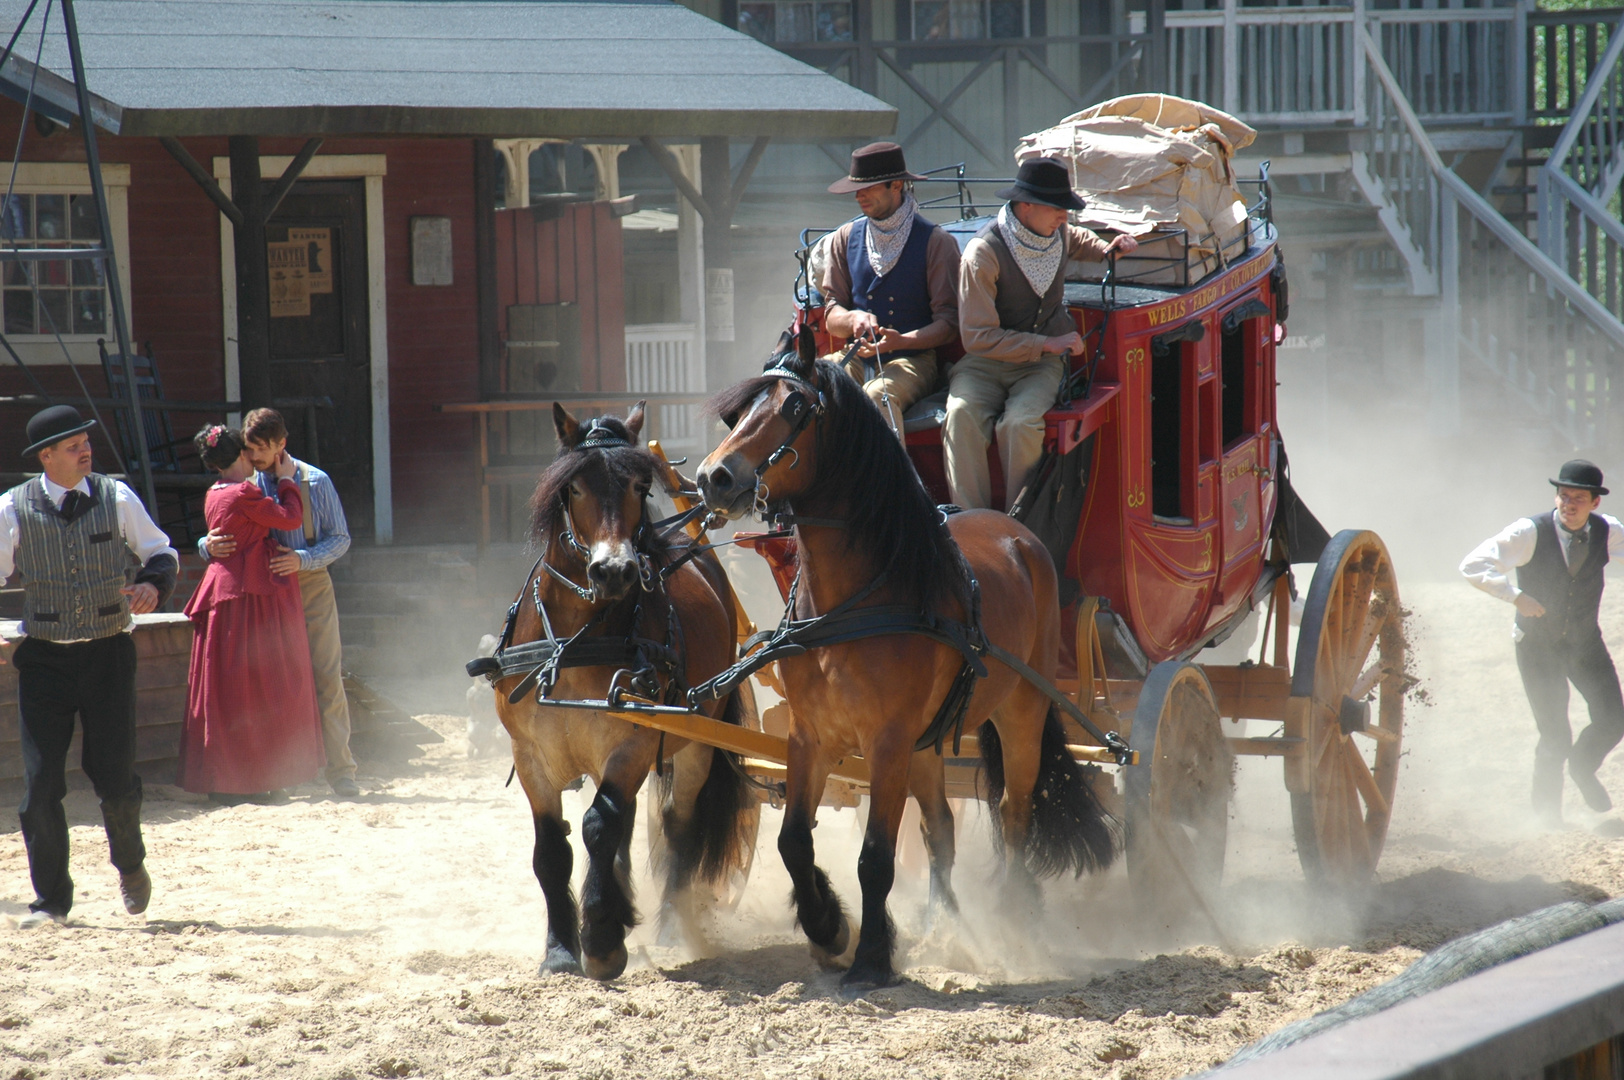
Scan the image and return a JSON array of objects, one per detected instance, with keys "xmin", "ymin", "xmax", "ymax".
[
  {"xmin": 696, "ymin": 331, "xmax": 1118, "ymax": 994},
  {"xmin": 492, "ymin": 403, "xmax": 756, "ymax": 980}
]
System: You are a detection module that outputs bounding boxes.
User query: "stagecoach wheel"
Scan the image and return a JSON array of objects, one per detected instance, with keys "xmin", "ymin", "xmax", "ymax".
[
  {"xmin": 1125, "ymin": 662, "xmax": 1233, "ymax": 918},
  {"xmin": 1289, "ymin": 529, "xmax": 1406, "ymax": 891}
]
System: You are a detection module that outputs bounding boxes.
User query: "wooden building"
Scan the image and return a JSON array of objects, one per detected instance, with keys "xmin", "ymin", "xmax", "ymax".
[{"xmin": 0, "ymin": 0, "xmax": 893, "ymax": 544}]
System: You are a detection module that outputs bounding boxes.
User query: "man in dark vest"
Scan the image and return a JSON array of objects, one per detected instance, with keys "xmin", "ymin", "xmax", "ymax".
[
  {"xmin": 1461, "ymin": 460, "xmax": 1624, "ymax": 824},
  {"xmin": 822, "ymin": 142, "xmax": 961, "ymax": 435},
  {"xmin": 946, "ymin": 157, "xmax": 1137, "ymax": 509},
  {"xmin": 2, "ymin": 406, "xmax": 177, "ymax": 928}
]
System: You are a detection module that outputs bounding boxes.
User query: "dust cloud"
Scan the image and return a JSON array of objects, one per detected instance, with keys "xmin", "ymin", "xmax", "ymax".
[{"xmin": 5, "ymin": 249, "xmax": 1623, "ymax": 1078}]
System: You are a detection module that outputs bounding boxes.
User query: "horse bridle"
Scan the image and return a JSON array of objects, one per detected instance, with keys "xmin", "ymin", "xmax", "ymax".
[
  {"xmin": 538, "ymin": 420, "xmax": 659, "ymax": 604},
  {"xmin": 732, "ymin": 362, "xmax": 826, "ymax": 520}
]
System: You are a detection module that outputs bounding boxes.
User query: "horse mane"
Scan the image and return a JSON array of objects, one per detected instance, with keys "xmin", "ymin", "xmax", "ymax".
[
  {"xmin": 707, "ymin": 356, "xmax": 967, "ymax": 611},
  {"xmin": 527, "ymin": 413, "xmax": 670, "ymax": 562}
]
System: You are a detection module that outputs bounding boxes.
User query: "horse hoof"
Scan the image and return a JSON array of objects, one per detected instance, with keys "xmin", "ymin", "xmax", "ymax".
[
  {"xmin": 808, "ymin": 915, "xmax": 853, "ymax": 971},
  {"xmin": 539, "ymin": 947, "xmax": 582, "ymax": 977},
  {"xmin": 584, "ymin": 945, "xmax": 629, "ymax": 981},
  {"xmin": 838, "ymin": 965, "xmax": 900, "ymax": 999}
]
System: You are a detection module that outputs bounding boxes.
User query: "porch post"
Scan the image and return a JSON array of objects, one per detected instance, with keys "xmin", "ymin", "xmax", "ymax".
[
  {"xmin": 700, "ymin": 137, "xmax": 735, "ymax": 386},
  {"xmin": 1429, "ymin": 186, "xmax": 1461, "ymax": 437},
  {"xmin": 228, "ymin": 135, "xmax": 272, "ymax": 409}
]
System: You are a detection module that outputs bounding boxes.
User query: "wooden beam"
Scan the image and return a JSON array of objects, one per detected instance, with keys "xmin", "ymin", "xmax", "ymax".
[
  {"xmin": 159, "ymin": 136, "xmax": 244, "ymax": 227},
  {"xmin": 638, "ymin": 136, "xmax": 713, "ymax": 220},
  {"xmin": 724, "ymin": 135, "xmax": 771, "ymax": 219},
  {"xmin": 262, "ymin": 137, "xmax": 323, "ymax": 222}
]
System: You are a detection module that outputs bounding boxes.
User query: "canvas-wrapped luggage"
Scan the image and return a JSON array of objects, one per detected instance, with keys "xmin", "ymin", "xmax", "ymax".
[{"xmin": 1016, "ymin": 94, "xmax": 1258, "ymax": 285}]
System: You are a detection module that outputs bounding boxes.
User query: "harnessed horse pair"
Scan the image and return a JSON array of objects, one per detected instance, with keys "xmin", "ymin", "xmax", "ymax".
[{"xmin": 474, "ymin": 329, "xmax": 1127, "ymax": 992}]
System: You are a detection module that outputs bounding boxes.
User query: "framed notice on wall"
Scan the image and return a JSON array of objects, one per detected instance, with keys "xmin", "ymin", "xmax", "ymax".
[
  {"xmin": 288, "ymin": 227, "xmax": 332, "ymax": 294},
  {"xmin": 411, "ymin": 216, "xmax": 453, "ymax": 286},
  {"xmin": 267, "ymin": 241, "xmax": 310, "ymax": 318}
]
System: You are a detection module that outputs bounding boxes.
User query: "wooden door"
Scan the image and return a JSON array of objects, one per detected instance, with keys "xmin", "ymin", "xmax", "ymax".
[{"xmin": 264, "ymin": 180, "xmax": 373, "ymax": 536}]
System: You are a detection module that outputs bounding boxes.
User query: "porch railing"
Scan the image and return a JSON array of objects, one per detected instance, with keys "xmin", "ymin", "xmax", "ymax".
[
  {"xmin": 1163, "ymin": 3, "xmax": 1519, "ymax": 126},
  {"xmin": 625, "ymin": 322, "xmax": 706, "ymax": 455},
  {"xmin": 1361, "ymin": 24, "xmax": 1624, "ymax": 451},
  {"xmin": 1537, "ymin": 13, "xmax": 1624, "ymax": 326}
]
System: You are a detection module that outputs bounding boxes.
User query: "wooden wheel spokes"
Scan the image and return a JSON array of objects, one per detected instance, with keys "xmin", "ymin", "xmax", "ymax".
[
  {"xmin": 1126, "ymin": 663, "xmax": 1233, "ymax": 917},
  {"xmin": 1292, "ymin": 530, "xmax": 1406, "ymax": 891}
]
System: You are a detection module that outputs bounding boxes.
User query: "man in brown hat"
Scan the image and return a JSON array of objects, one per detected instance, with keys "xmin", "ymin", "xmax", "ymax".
[
  {"xmin": 2, "ymin": 406, "xmax": 177, "ymax": 928},
  {"xmin": 945, "ymin": 157, "xmax": 1137, "ymax": 509},
  {"xmin": 1461, "ymin": 459, "xmax": 1624, "ymax": 825},
  {"xmin": 821, "ymin": 141, "xmax": 961, "ymax": 434}
]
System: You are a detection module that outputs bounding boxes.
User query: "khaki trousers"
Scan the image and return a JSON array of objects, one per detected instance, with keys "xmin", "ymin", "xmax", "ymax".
[
  {"xmin": 833, "ymin": 349, "xmax": 938, "ymax": 436},
  {"xmin": 297, "ymin": 567, "xmax": 356, "ymax": 783},
  {"xmin": 943, "ymin": 353, "xmax": 1065, "ymax": 510}
]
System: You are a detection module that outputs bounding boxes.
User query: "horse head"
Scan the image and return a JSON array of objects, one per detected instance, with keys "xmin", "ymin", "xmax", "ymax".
[
  {"xmin": 697, "ymin": 325, "xmax": 826, "ymax": 520},
  {"xmin": 534, "ymin": 401, "xmax": 654, "ymax": 601}
]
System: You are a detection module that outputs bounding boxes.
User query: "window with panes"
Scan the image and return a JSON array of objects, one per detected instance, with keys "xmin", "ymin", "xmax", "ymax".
[{"xmin": 0, "ymin": 192, "xmax": 107, "ymax": 337}]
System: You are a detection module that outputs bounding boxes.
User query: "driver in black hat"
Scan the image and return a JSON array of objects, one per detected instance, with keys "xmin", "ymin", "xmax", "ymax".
[
  {"xmin": 945, "ymin": 156, "xmax": 1137, "ymax": 509},
  {"xmin": 1461, "ymin": 460, "xmax": 1624, "ymax": 825},
  {"xmin": 2, "ymin": 406, "xmax": 177, "ymax": 928},
  {"xmin": 821, "ymin": 142, "xmax": 961, "ymax": 435}
]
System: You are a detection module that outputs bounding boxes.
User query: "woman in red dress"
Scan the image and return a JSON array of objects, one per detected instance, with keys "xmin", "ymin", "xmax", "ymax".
[{"xmin": 178, "ymin": 424, "xmax": 325, "ymax": 802}]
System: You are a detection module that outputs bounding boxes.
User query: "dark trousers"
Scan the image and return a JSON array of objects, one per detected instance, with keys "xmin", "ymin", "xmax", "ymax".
[
  {"xmin": 16, "ymin": 632, "xmax": 145, "ymax": 917},
  {"xmin": 1516, "ymin": 631, "xmax": 1624, "ymax": 792}
]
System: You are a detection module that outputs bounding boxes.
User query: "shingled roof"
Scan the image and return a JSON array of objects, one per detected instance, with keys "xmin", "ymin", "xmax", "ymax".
[{"xmin": 0, "ymin": 0, "xmax": 896, "ymax": 139}]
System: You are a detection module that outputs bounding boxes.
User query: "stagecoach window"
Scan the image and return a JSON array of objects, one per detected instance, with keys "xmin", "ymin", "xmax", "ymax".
[
  {"xmin": 1150, "ymin": 346, "xmax": 1187, "ymax": 521},
  {"xmin": 911, "ymin": 0, "xmax": 1027, "ymax": 39},
  {"xmin": 738, "ymin": 0, "xmax": 853, "ymax": 43},
  {"xmin": 1221, "ymin": 320, "xmax": 1246, "ymax": 447}
]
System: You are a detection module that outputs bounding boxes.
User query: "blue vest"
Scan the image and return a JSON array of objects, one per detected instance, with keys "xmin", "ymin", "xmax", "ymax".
[{"xmin": 847, "ymin": 215, "xmax": 937, "ymax": 348}]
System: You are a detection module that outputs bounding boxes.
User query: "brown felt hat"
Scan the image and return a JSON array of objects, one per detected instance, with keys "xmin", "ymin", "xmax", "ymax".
[{"xmin": 827, "ymin": 142, "xmax": 927, "ymax": 194}]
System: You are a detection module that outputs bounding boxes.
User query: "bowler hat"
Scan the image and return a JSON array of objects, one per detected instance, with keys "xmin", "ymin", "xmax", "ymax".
[
  {"xmin": 22, "ymin": 405, "xmax": 96, "ymax": 460},
  {"xmin": 1550, "ymin": 459, "xmax": 1609, "ymax": 496},
  {"xmin": 827, "ymin": 142, "xmax": 927, "ymax": 194},
  {"xmin": 997, "ymin": 157, "xmax": 1087, "ymax": 212}
]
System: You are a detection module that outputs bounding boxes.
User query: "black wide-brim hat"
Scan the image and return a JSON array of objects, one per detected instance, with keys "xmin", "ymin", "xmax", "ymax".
[
  {"xmin": 997, "ymin": 157, "xmax": 1087, "ymax": 212},
  {"xmin": 828, "ymin": 141, "xmax": 928, "ymax": 194},
  {"xmin": 22, "ymin": 405, "xmax": 96, "ymax": 459},
  {"xmin": 1550, "ymin": 458, "xmax": 1609, "ymax": 496}
]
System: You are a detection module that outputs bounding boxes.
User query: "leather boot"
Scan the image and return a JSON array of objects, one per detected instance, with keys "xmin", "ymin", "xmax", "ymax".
[{"xmin": 1532, "ymin": 755, "xmax": 1565, "ymax": 826}]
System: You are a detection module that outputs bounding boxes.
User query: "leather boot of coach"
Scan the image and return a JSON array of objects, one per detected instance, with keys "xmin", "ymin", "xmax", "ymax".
[{"xmin": 1532, "ymin": 755, "xmax": 1566, "ymax": 827}]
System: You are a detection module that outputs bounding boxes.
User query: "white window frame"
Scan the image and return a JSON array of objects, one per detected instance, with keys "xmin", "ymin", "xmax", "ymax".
[{"xmin": 0, "ymin": 161, "xmax": 131, "ymax": 366}]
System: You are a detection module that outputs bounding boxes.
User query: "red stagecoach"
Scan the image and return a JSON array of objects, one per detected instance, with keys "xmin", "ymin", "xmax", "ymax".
[{"xmin": 703, "ymin": 155, "xmax": 1406, "ymax": 903}]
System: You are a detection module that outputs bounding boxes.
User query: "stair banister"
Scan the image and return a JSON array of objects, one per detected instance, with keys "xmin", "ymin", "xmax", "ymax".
[{"xmin": 1362, "ymin": 23, "xmax": 1624, "ymax": 354}]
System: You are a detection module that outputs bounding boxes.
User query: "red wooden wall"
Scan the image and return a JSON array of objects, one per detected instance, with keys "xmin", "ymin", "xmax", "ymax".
[
  {"xmin": 494, "ymin": 202, "xmax": 626, "ymax": 392},
  {"xmin": 0, "ymin": 102, "xmax": 490, "ymax": 544}
]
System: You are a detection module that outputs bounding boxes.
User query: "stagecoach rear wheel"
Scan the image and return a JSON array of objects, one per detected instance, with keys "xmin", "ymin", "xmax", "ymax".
[
  {"xmin": 1125, "ymin": 662, "xmax": 1234, "ymax": 918},
  {"xmin": 1289, "ymin": 529, "xmax": 1406, "ymax": 891}
]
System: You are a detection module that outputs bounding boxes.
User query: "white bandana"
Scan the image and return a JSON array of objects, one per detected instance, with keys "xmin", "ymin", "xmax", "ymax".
[
  {"xmin": 996, "ymin": 203, "xmax": 1065, "ymax": 299},
  {"xmin": 863, "ymin": 193, "xmax": 918, "ymax": 279}
]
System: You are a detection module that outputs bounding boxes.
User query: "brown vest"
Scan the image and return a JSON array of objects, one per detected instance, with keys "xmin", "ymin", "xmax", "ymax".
[{"xmin": 977, "ymin": 222, "xmax": 1074, "ymax": 339}]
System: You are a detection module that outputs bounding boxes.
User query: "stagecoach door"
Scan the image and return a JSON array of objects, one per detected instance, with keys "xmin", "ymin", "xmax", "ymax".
[
  {"xmin": 1218, "ymin": 305, "xmax": 1266, "ymax": 570},
  {"xmin": 263, "ymin": 180, "xmax": 374, "ymax": 537}
]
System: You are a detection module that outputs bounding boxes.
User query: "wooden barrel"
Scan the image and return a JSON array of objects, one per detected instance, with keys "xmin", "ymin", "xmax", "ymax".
[{"xmin": 0, "ymin": 614, "xmax": 193, "ymax": 786}]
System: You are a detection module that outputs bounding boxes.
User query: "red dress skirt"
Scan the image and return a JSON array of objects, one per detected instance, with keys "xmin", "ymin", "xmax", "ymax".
[{"xmin": 178, "ymin": 478, "xmax": 325, "ymax": 794}]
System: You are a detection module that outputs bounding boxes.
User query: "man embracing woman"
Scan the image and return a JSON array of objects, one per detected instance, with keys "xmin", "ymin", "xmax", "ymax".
[{"xmin": 178, "ymin": 424, "xmax": 325, "ymax": 805}]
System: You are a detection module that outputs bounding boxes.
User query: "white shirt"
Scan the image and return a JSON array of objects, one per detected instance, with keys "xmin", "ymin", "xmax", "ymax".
[
  {"xmin": 0, "ymin": 474, "xmax": 177, "ymax": 582},
  {"xmin": 1460, "ymin": 509, "xmax": 1624, "ymax": 640}
]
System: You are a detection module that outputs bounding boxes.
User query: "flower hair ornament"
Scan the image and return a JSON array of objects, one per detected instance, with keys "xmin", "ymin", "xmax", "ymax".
[{"xmin": 205, "ymin": 425, "xmax": 225, "ymax": 447}]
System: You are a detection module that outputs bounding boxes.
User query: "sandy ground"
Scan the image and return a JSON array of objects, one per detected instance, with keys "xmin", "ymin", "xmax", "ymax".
[
  {"xmin": 1, "ymin": 567, "xmax": 1621, "ymax": 1080},
  {"xmin": 4, "ymin": 372, "xmax": 1624, "ymax": 1079}
]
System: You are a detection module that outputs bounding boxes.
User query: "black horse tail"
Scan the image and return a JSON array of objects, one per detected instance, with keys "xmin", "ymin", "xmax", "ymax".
[
  {"xmin": 977, "ymin": 708, "xmax": 1120, "ymax": 878},
  {"xmin": 666, "ymin": 688, "xmax": 758, "ymax": 891}
]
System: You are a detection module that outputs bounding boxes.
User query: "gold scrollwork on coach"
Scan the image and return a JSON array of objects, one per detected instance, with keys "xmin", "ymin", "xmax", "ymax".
[
  {"xmin": 1124, "ymin": 347, "xmax": 1146, "ymax": 371},
  {"xmin": 1198, "ymin": 533, "xmax": 1214, "ymax": 571},
  {"xmin": 1126, "ymin": 484, "xmax": 1147, "ymax": 509}
]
